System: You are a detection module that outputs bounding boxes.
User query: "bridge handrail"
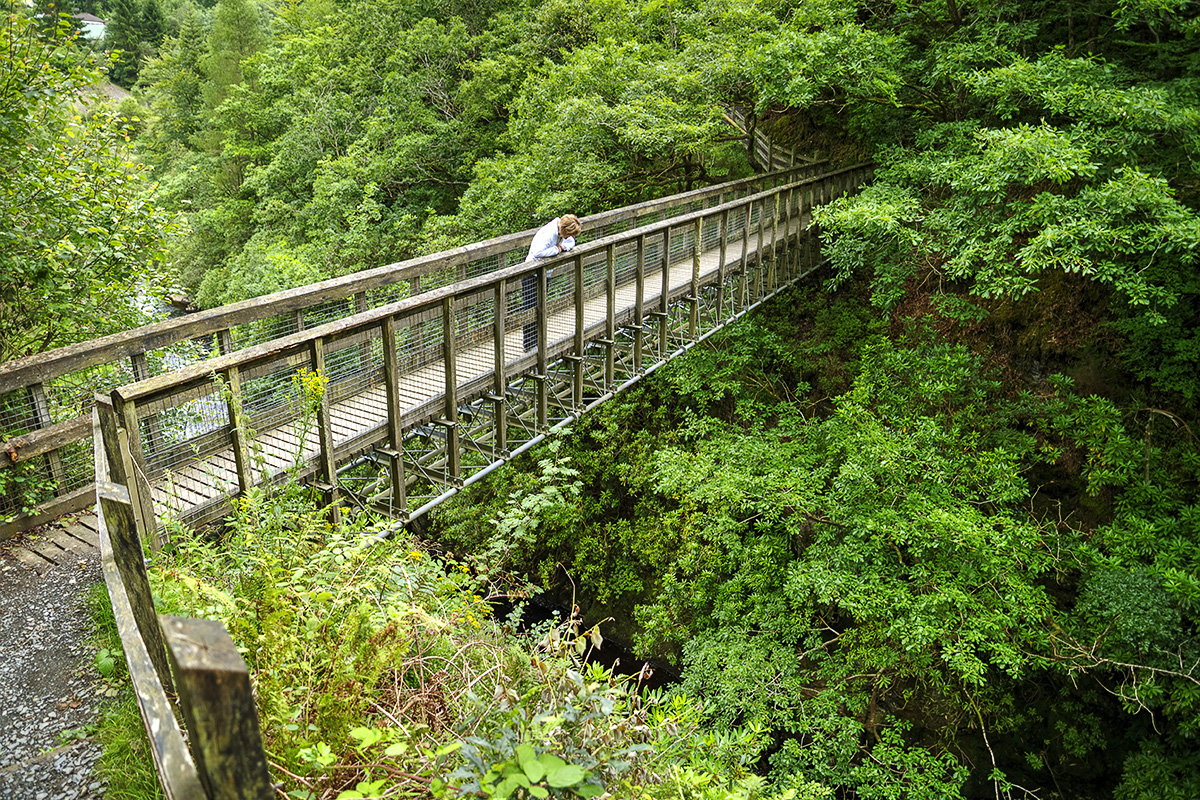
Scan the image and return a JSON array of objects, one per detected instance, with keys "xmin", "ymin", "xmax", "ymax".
[
  {"xmin": 114, "ymin": 164, "xmax": 865, "ymax": 406},
  {"xmin": 93, "ymin": 396, "xmax": 274, "ymax": 799}
]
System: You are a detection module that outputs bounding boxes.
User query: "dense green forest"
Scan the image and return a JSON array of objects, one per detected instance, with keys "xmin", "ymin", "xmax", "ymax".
[{"xmin": 5, "ymin": 0, "xmax": 1200, "ymax": 797}]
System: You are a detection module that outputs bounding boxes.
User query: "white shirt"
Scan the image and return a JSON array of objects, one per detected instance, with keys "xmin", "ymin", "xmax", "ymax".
[{"xmin": 525, "ymin": 217, "xmax": 575, "ymax": 262}]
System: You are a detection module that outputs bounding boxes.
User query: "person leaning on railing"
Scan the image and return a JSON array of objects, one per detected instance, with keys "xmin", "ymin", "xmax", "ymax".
[{"xmin": 521, "ymin": 214, "xmax": 582, "ymax": 351}]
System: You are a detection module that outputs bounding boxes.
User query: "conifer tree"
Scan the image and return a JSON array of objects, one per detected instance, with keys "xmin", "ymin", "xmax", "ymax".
[
  {"xmin": 139, "ymin": 0, "xmax": 165, "ymax": 47},
  {"xmin": 202, "ymin": 0, "xmax": 263, "ymax": 111},
  {"xmin": 103, "ymin": 0, "xmax": 142, "ymax": 86},
  {"xmin": 141, "ymin": 3, "xmax": 206, "ymax": 147}
]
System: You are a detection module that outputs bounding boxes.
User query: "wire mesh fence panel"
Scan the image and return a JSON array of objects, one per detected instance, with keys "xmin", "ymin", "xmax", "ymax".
[
  {"xmin": 365, "ymin": 280, "xmax": 412, "ymax": 309},
  {"xmin": 614, "ymin": 240, "xmax": 639, "ymax": 288},
  {"xmin": 143, "ymin": 378, "xmax": 238, "ymax": 523},
  {"xmin": 455, "ymin": 290, "xmax": 497, "ymax": 390},
  {"xmin": 393, "ymin": 309, "xmax": 446, "ymax": 420}
]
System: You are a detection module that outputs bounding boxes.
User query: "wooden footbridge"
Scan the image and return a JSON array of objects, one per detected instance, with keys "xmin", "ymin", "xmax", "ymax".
[{"xmin": 1, "ymin": 162, "xmax": 871, "ymax": 541}]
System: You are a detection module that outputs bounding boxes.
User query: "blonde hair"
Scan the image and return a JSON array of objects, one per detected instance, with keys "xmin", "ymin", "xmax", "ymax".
[{"xmin": 559, "ymin": 214, "xmax": 581, "ymax": 238}]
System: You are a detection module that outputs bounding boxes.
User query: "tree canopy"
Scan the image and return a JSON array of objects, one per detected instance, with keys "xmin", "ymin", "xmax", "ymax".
[
  {"xmin": 0, "ymin": 5, "xmax": 178, "ymax": 361},
  {"xmin": 7, "ymin": 0, "xmax": 1200, "ymax": 796}
]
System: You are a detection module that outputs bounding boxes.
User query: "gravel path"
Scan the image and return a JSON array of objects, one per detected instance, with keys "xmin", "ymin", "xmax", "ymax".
[{"xmin": 0, "ymin": 518, "xmax": 109, "ymax": 800}]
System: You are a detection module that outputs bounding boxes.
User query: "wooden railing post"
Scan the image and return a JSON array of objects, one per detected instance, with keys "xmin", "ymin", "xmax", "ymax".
[
  {"xmin": 690, "ymin": 218, "xmax": 701, "ymax": 339},
  {"xmin": 792, "ymin": 183, "xmax": 802, "ymax": 279},
  {"xmin": 572, "ymin": 254, "xmax": 585, "ymax": 410},
  {"xmin": 441, "ymin": 297, "xmax": 461, "ymax": 483},
  {"xmin": 96, "ymin": 477, "xmax": 175, "ymax": 695},
  {"xmin": 225, "ymin": 366, "xmax": 254, "ymax": 494},
  {"xmin": 130, "ymin": 352, "xmax": 164, "ymax": 457},
  {"xmin": 634, "ymin": 235, "xmax": 646, "ymax": 372},
  {"xmin": 161, "ymin": 616, "xmax": 274, "ymax": 800},
  {"xmin": 28, "ymin": 383, "xmax": 65, "ymax": 489},
  {"xmin": 738, "ymin": 202, "xmax": 750, "ymax": 314},
  {"xmin": 110, "ymin": 390, "xmax": 160, "ymax": 551},
  {"xmin": 717, "ymin": 208, "xmax": 729, "ymax": 322},
  {"xmin": 769, "ymin": 192, "xmax": 780, "ymax": 293},
  {"xmin": 354, "ymin": 291, "xmax": 371, "ymax": 376},
  {"xmin": 381, "ymin": 316, "xmax": 408, "ymax": 517},
  {"xmin": 490, "ymin": 281, "xmax": 509, "ymax": 455},
  {"xmin": 755, "ymin": 197, "xmax": 767, "ymax": 302},
  {"xmin": 658, "ymin": 226, "xmax": 672, "ymax": 357},
  {"xmin": 783, "ymin": 186, "xmax": 795, "ymax": 283},
  {"xmin": 309, "ymin": 338, "xmax": 341, "ymax": 527},
  {"xmin": 604, "ymin": 244, "xmax": 616, "ymax": 390},
  {"xmin": 535, "ymin": 267, "xmax": 549, "ymax": 430}
]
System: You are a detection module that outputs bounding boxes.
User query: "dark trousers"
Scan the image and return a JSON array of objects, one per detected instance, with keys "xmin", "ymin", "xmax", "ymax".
[{"xmin": 521, "ymin": 274, "xmax": 538, "ymax": 351}]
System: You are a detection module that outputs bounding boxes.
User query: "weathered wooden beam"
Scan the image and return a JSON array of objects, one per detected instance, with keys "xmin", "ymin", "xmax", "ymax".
[
  {"xmin": 310, "ymin": 338, "xmax": 341, "ymax": 526},
  {"xmin": 160, "ymin": 616, "xmax": 274, "ymax": 800},
  {"xmin": 573, "ymin": 254, "xmax": 585, "ymax": 410},
  {"xmin": 659, "ymin": 226, "xmax": 672, "ymax": 358},
  {"xmin": 27, "ymin": 383, "xmax": 66, "ymax": 488},
  {"xmin": 690, "ymin": 217, "xmax": 702, "ymax": 338},
  {"xmin": 717, "ymin": 208, "xmax": 729, "ymax": 322},
  {"xmin": 95, "ymin": 471, "xmax": 205, "ymax": 800},
  {"xmin": 491, "ymin": 277, "xmax": 509, "ymax": 455},
  {"xmin": 130, "ymin": 352, "xmax": 165, "ymax": 458},
  {"xmin": 225, "ymin": 366, "xmax": 254, "ymax": 493},
  {"xmin": 738, "ymin": 200, "xmax": 751, "ymax": 313},
  {"xmin": 536, "ymin": 267, "xmax": 549, "ymax": 431},
  {"xmin": 111, "ymin": 393, "xmax": 160, "ymax": 550},
  {"xmin": 97, "ymin": 480, "xmax": 174, "ymax": 694},
  {"xmin": 381, "ymin": 317, "xmax": 408, "ymax": 517},
  {"xmin": 605, "ymin": 244, "xmax": 616, "ymax": 391},
  {"xmin": 441, "ymin": 298, "xmax": 461, "ymax": 484},
  {"xmin": 1, "ymin": 413, "xmax": 89, "ymax": 467},
  {"xmin": 0, "ymin": 483, "xmax": 94, "ymax": 540},
  {"xmin": 769, "ymin": 192, "xmax": 780, "ymax": 293},
  {"xmin": 634, "ymin": 235, "xmax": 646, "ymax": 372}
]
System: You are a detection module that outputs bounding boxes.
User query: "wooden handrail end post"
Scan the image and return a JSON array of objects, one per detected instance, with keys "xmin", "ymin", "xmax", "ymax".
[{"xmin": 161, "ymin": 616, "xmax": 274, "ymax": 800}]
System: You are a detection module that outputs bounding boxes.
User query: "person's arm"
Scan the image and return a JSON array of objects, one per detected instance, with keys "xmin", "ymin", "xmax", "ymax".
[
  {"xmin": 560, "ymin": 236, "xmax": 575, "ymax": 252},
  {"xmin": 526, "ymin": 219, "xmax": 561, "ymax": 260}
]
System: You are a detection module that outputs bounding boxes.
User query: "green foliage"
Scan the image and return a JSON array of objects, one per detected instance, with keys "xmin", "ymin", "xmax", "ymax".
[
  {"xmin": 139, "ymin": 5, "xmax": 206, "ymax": 149},
  {"xmin": 480, "ymin": 430, "xmax": 582, "ymax": 580},
  {"xmin": 452, "ymin": 33, "xmax": 742, "ymax": 238},
  {"xmin": 0, "ymin": 5, "xmax": 181, "ymax": 361},
  {"xmin": 104, "ymin": 0, "xmax": 144, "ymax": 86},
  {"xmin": 63, "ymin": 1, "xmax": 1200, "ymax": 797},
  {"xmin": 196, "ymin": 234, "xmax": 326, "ymax": 307},
  {"xmin": 0, "ymin": 450, "xmax": 54, "ymax": 523},
  {"xmin": 446, "ymin": 605, "xmax": 772, "ymax": 800},
  {"xmin": 788, "ymin": 2, "xmax": 1200, "ymax": 397},
  {"xmin": 202, "ymin": 0, "xmax": 264, "ymax": 113},
  {"xmin": 438, "ymin": 312, "xmax": 1199, "ymax": 795},
  {"xmin": 144, "ymin": 477, "xmax": 799, "ymax": 799}
]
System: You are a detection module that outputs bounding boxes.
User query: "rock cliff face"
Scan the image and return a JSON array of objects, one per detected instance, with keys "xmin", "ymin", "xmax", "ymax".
[{"xmin": 166, "ymin": 293, "xmax": 200, "ymax": 314}]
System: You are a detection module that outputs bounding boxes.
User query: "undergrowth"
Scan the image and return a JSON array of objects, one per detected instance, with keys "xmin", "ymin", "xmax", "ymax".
[{"xmin": 90, "ymin": 472, "xmax": 787, "ymax": 800}]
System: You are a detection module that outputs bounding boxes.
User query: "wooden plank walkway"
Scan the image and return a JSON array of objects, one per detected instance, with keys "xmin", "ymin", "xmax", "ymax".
[
  {"xmin": 148, "ymin": 211, "xmax": 799, "ymax": 523},
  {"xmin": 0, "ymin": 513, "xmax": 100, "ymax": 574}
]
